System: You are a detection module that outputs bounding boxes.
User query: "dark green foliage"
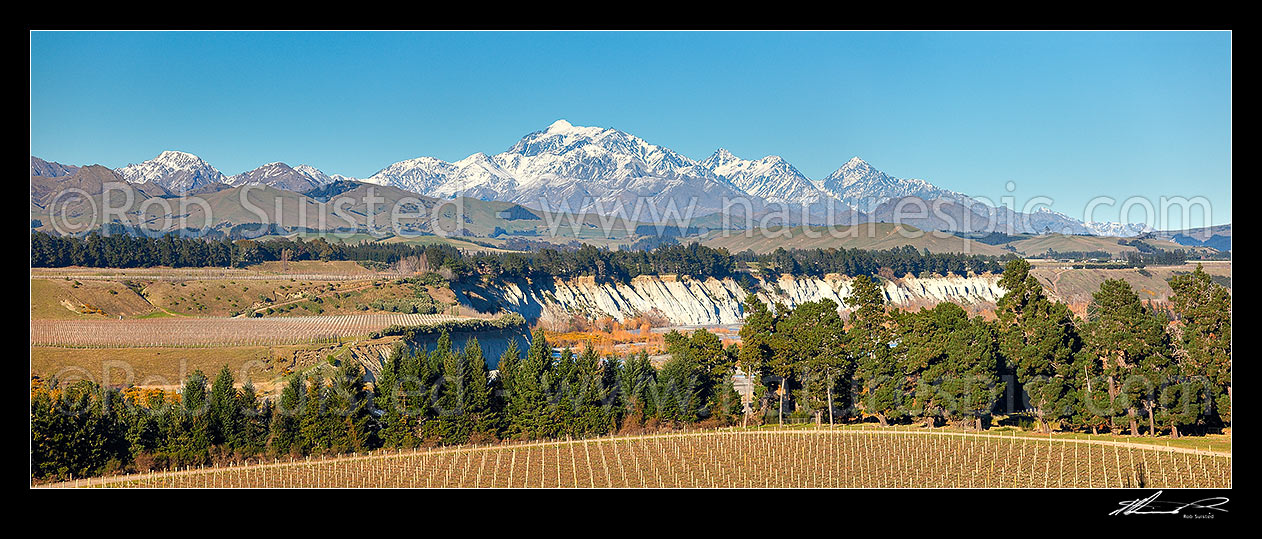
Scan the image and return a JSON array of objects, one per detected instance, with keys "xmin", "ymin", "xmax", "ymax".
[
  {"xmin": 1168, "ymin": 264, "xmax": 1231, "ymax": 426},
  {"xmin": 30, "ymin": 379, "xmax": 129, "ymax": 480},
  {"xmin": 758, "ymin": 245, "xmax": 1007, "ymax": 279},
  {"xmin": 995, "ymin": 259, "xmax": 1086, "ymax": 432},
  {"xmin": 846, "ymin": 275, "xmax": 903, "ymax": 426},
  {"xmin": 504, "ymin": 328, "xmax": 556, "ymax": 440},
  {"xmin": 1083, "ymin": 279, "xmax": 1176, "ymax": 436},
  {"xmin": 895, "ymin": 303, "xmax": 1005, "ymax": 429},
  {"xmin": 372, "ymin": 313, "xmax": 527, "ymax": 339}
]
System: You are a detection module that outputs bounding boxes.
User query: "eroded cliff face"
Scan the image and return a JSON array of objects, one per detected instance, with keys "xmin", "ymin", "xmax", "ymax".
[{"xmin": 463, "ymin": 273, "xmax": 1007, "ymax": 326}]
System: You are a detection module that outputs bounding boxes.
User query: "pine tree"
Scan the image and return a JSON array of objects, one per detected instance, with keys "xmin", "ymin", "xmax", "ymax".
[
  {"xmin": 326, "ymin": 359, "xmax": 371, "ymax": 453},
  {"xmin": 1083, "ymin": 279, "xmax": 1170, "ymax": 435},
  {"xmin": 177, "ymin": 370, "xmax": 211, "ymax": 465},
  {"xmin": 269, "ymin": 376, "xmax": 303, "ymax": 456},
  {"xmin": 237, "ymin": 381, "xmax": 269, "ymax": 457},
  {"xmin": 846, "ymin": 275, "xmax": 902, "ymax": 426},
  {"xmin": 298, "ymin": 373, "xmax": 326, "ymax": 454},
  {"xmin": 1168, "ymin": 264, "xmax": 1231, "ymax": 426},
  {"xmin": 508, "ymin": 328, "xmax": 554, "ymax": 440},
  {"xmin": 995, "ymin": 258, "xmax": 1084, "ymax": 432},
  {"xmin": 617, "ymin": 351, "xmax": 657, "ymax": 428},
  {"xmin": 494, "ymin": 340, "xmax": 521, "ymax": 437},
  {"xmin": 208, "ymin": 365, "xmax": 241, "ymax": 450}
]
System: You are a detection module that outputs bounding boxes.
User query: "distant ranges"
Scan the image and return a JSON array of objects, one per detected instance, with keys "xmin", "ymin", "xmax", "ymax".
[{"xmin": 31, "ymin": 120, "xmax": 1193, "ymax": 237}]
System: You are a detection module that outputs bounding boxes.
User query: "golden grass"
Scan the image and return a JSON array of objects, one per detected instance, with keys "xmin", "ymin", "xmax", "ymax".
[
  {"xmin": 30, "ymin": 279, "xmax": 157, "ymax": 320},
  {"xmin": 30, "ymin": 343, "xmax": 338, "ymax": 390}
]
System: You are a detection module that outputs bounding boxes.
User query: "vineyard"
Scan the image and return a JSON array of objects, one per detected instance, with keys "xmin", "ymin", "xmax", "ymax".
[
  {"xmin": 30, "ymin": 314, "xmax": 467, "ymax": 347},
  {"xmin": 44, "ymin": 429, "xmax": 1231, "ymax": 488}
]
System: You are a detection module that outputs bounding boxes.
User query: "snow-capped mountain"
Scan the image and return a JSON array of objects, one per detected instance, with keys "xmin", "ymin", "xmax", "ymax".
[
  {"xmin": 115, "ymin": 151, "xmax": 226, "ymax": 194},
  {"xmin": 1083, "ymin": 220, "xmax": 1154, "ymax": 237},
  {"xmin": 818, "ymin": 157, "xmax": 966, "ymax": 213},
  {"xmin": 364, "ymin": 156, "xmax": 460, "ymax": 194},
  {"xmin": 228, "ymin": 162, "xmax": 306, "ymax": 190},
  {"xmin": 699, "ymin": 148, "xmax": 833, "ymax": 205},
  {"xmin": 369, "ymin": 119, "xmax": 752, "ymax": 218},
  {"xmin": 227, "ymin": 162, "xmax": 344, "ymax": 192},
  {"xmin": 293, "ymin": 164, "xmax": 355, "ymax": 187}
]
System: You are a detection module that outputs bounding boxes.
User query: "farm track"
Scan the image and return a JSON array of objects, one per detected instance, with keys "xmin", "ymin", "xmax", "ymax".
[
  {"xmin": 40, "ymin": 428, "xmax": 1232, "ymax": 488},
  {"xmin": 30, "ymin": 313, "xmax": 468, "ymax": 347}
]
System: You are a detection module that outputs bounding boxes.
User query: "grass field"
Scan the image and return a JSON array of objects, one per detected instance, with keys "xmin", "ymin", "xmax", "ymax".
[
  {"xmin": 44, "ymin": 428, "xmax": 1231, "ymax": 488},
  {"xmin": 30, "ymin": 343, "xmax": 331, "ymax": 388},
  {"xmin": 32, "ymin": 273, "xmax": 461, "ymax": 320},
  {"xmin": 1008, "ymin": 233, "xmax": 1211, "ymax": 257},
  {"xmin": 30, "ymin": 278, "xmax": 157, "ymax": 319},
  {"xmin": 1030, "ymin": 261, "xmax": 1232, "ymax": 306}
]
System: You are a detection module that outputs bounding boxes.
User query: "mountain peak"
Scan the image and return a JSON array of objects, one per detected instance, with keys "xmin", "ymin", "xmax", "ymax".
[
  {"xmin": 116, "ymin": 151, "xmax": 225, "ymax": 193},
  {"xmin": 546, "ymin": 119, "xmax": 573, "ymax": 132},
  {"xmin": 158, "ymin": 150, "xmax": 199, "ymax": 159},
  {"xmin": 704, "ymin": 148, "xmax": 740, "ymax": 166},
  {"xmin": 842, "ymin": 156, "xmax": 872, "ymax": 171},
  {"xmin": 151, "ymin": 150, "xmax": 211, "ymax": 168}
]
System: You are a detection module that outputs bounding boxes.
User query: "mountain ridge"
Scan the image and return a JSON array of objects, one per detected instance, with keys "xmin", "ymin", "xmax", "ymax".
[{"xmin": 31, "ymin": 121, "xmax": 1201, "ymax": 236}]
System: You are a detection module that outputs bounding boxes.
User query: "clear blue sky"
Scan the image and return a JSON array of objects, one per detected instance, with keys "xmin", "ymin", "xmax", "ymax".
[{"xmin": 30, "ymin": 31, "xmax": 1231, "ymax": 227}]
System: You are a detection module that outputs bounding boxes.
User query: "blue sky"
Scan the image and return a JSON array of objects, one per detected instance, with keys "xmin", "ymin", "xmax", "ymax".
[{"xmin": 30, "ymin": 31, "xmax": 1231, "ymax": 227}]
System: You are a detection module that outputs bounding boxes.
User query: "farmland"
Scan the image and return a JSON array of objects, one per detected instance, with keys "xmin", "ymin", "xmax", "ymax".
[
  {"xmin": 30, "ymin": 313, "xmax": 464, "ymax": 347},
  {"xmin": 43, "ymin": 428, "xmax": 1231, "ymax": 488}
]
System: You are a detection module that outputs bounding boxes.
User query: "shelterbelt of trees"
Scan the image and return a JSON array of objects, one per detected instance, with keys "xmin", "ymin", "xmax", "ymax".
[
  {"xmin": 30, "ymin": 260, "xmax": 1229, "ymax": 482},
  {"xmin": 30, "ymin": 231, "xmax": 1009, "ymax": 284}
]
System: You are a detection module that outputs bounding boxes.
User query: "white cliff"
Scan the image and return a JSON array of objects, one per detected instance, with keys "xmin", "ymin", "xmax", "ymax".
[{"xmin": 468, "ymin": 273, "xmax": 1008, "ymax": 326}]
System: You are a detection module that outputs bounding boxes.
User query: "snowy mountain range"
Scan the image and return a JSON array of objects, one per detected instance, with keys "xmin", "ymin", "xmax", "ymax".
[
  {"xmin": 366, "ymin": 119, "xmax": 756, "ymax": 219},
  {"xmin": 31, "ymin": 120, "xmax": 1163, "ymax": 236},
  {"xmin": 819, "ymin": 156, "xmax": 965, "ymax": 213},
  {"xmin": 699, "ymin": 148, "xmax": 831, "ymax": 205}
]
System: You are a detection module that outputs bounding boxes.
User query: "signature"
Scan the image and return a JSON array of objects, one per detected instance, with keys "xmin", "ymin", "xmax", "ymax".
[{"xmin": 1110, "ymin": 491, "xmax": 1229, "ymax": 516}]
